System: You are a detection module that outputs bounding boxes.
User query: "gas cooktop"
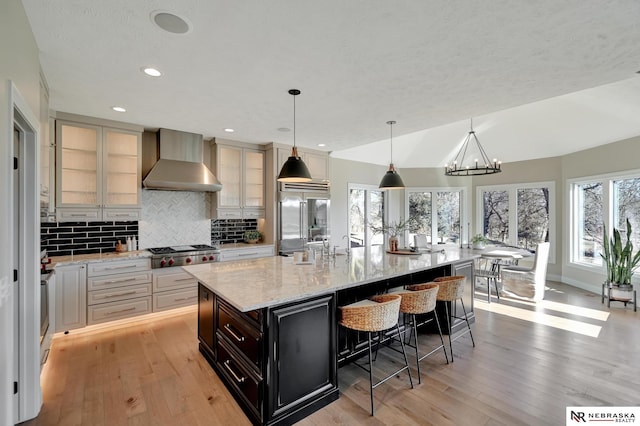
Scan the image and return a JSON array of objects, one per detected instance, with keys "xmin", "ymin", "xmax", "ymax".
[{"xmin": 148, "ymin": 245, "xmax": 218, "ymax": 255}]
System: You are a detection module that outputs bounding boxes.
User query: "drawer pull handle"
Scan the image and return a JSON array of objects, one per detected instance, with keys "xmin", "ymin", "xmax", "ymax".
[
  {"xmin": 174, "ymin": 278, "xmax": 194, "ymax": 282},
  {"xmin": 238, "ymin": 253, "xmax": 253, "ymax": 257},
  {"xmin": 223, "ymin": 360, "xmax": 245, "ymax": 384},
  {"xmin": 105, "ymin": 307, "xmax": 136, "ymax": 315},
  {"xmin": 106, "ymin": 277, "xmax": 137, "ymax": 284},
  {"xmin": 105, "ymin": 291, "xmax": 137, "ymax": 298},
  {"xmin": 224, "ymin": 323, "xmax": 245, "ymax": 342},
  {"xmin": 173, "ymin": 296, "xmax": 198, "ymax": 302},
  {"xmin": 104, "ymin": 265, "xmax": 137, "ymax": 271}
]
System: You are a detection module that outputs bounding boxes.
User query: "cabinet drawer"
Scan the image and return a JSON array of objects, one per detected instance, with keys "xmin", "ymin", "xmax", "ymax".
[
  {"xmin": 103, "ymin": 208, "xmax": 140, "ymax": 221},
  {"xmin": 56, "ymin": 208, "xmax": 100, "ymax": 222},
  {"xmin": 88, "ymin": 283, "xmax": 152, "ymax": 305},
  {"xmin": 217, "ymin": 303, "xmax": 262, "ymax": 368},
  {"xmin": 216, "ymin": 338, "xmax": 262, "ymax": 413},
  {"xmin": 219, "ymin": 246, "xmax": 274, "ymax": 262},
  {"xmin": 243, "ymin": 208, "xmax": 265, "ymax": 219},
  {"xmin": 153, "ymin": 287, "xmax": 198, "ymax": 312},
  {"xmin": 87, "ymin": 258, "xmax": 150, "ymax": 277},
  {"xmin": 153, "ymin": 269, "xmax": 197, "ymax": 292},
  {"xmin": 87, "ymin": 296, "xmax": 151, "ymax": 325},
  {"xmin": 87, "ymin": 270, "xmax": 152, "ymax": 291},
  {"xmin": 215, "ymin": 208, "xmax": 243, "ymax": 219}
]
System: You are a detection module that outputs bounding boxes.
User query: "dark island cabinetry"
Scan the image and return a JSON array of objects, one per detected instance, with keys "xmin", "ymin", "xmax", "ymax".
[{"xmin": 197, "ymin": 284, "xmax": 338, "ymax": 425}]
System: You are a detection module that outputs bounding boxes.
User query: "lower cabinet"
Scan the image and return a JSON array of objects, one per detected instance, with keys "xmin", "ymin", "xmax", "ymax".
[
  {"xmin": 219, "ymin": 245, "xmax": 275, "ymax": 262},
  {"xmin": 55, "ymin": 264, "xmax": 87, "ymax": 333},
  {"xmin": 197, "ymin": 283, "xmax": 338, "ymax": 425},
  {"xmin": 152, "ymin": 268, "xmax": 198, "ymax": 312}
]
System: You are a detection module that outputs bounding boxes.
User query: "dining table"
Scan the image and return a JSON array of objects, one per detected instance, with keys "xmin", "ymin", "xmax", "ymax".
[{"xmin": 479, "ymin": 246, "xmax": 534, "ymax": 278}]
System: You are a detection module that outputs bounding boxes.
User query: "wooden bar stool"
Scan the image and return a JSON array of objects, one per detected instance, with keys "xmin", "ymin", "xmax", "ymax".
[
  {"xmin": 400, "ymin": 283, "xmax": 449, "ymax": 383},
  {"xmin": 339, "ymin": 294, "xmax": 414, "ymax": 416},
  {"xmin": 433, "ymin": 276, "xmax": 475, "ymax": 361}
]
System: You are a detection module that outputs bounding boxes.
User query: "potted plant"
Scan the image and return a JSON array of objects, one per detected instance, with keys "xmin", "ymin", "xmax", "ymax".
[
  {"xmin": 471, "ymin": 234, "xmax": 489, "ymax": 250},
  {"xmin": 244, "ymin": 230, "xmax": 262, "ymax": 244},
  {"xmin": 601, "ymin": 219, "xmax": 640, "ymax": 300},
  {"xmin": 370, "ymin": 217, "xmax": 415, "ymax": 252}
]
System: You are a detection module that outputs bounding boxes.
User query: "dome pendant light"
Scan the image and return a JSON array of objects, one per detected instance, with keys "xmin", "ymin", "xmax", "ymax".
[
  {"xmin": 277, "ymin": 89, "xmax": 312, "ymax": 182},
  {"xmin": 379, "ymin": 120, "xmax": 405, "ymax": 189}
]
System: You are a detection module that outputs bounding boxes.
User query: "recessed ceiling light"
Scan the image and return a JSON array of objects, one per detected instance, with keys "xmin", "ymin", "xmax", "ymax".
[
  {"xmin": 112, "ymin": 106, "xmax": 126, "ymax": 112},
  {"xmin": 142, "ymin": 67, "xmax": 162, "ymax": 77},
  {"xmin": 278, "ymin": 127, "xmax": 291, "ymax": 132},
  {"xmin": 317, "ymin": 143, "xmax": 326, "ymax": 147},
  {"xmin": 151, "ymin": 11, "xmax": 191, "ymax": 34},
  {"xmin": 224, "ymin": 128, "xmax": 235, "ymax": 133}
]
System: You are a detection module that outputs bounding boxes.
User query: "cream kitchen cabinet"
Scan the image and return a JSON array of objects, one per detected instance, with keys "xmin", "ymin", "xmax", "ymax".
[
  {"xmin": 86, "ymin": 258, "xmax": 152, "ymax": 325},
  {"xmin": 55, "ymin": 118, "xmax": 142, "ymax": 222},
  {"xmin": 152, "ymin": 268, "xmax": 198, "ymax": 312},
  {"xmin": 212, "ymin": 141, "xmax": 265, "ymax": 219},
  {"xmin": 277, "ymin": 147, "xmax": 329, "ymax": 181},
  {"xmin": 218, "ymin": 244, "xmax": 275, "ymax": 262},
  {"xmin": 55, "ymin": 264, "xmax": 87, "ymax": 333}
]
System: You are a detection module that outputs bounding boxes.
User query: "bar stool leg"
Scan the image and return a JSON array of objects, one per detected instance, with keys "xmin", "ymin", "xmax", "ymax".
[
  {"xmin": 444, "ymin": 302, "xmax": 454, "ymax": 362},
  {"xmin": 433, "ymin": 307, "xmax": 449, "ymax": 364},
  {"xmin": 367, "ymin": 331, "xmax": 375, "ymax": 416},
  {"xmin": 460, "ymin": 298, "xmax": 475, "ymax": 347},
  {"xmin": 411, "ymin": 314, "xmax": 422, "ymax": 384},
  {"xmin": 396, "ymin": 323, "xmax": 414, "ymax": 389}
]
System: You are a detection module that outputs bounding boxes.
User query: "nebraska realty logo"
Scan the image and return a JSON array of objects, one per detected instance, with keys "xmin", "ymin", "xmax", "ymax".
[{"xmin": 567, "ymin": 407, "xmax": 638, "ymax": 424}]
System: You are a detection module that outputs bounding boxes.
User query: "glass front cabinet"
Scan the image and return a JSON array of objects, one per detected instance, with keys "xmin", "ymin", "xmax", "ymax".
[{"xmin": 55, "ymin": 119, "xmax": 142, "ymax": 222}]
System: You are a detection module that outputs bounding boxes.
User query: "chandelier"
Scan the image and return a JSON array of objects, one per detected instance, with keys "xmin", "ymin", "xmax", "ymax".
[{"xmin": 444, "ymin": 119, "xmax": 501, "ymax": 176}]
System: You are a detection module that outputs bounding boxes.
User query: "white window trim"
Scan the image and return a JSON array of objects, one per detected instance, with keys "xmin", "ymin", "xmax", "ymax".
[
  {"xmin": 404, "ymin": 186, "xmax": 469, "ymax": 246},
  {"xmin": 347, "ymin": 183, "xmax": 387, "ymax": 248},
  {"xmin": 567, "ymin": 168, "xmax": 640, "ymax": 272},
  {"xmin": 476, "ymin": 181, "xmax": 556, "ymax": 263}
]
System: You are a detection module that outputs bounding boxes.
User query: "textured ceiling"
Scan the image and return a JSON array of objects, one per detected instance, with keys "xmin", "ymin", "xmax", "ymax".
[{"xmin": 21, "ymin": 0, "xmax": 640, "ymax": 167}]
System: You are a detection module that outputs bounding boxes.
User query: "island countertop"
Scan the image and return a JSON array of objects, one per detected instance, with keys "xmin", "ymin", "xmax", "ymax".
[{"xmin": 183, "ymin": 246, "xmax": 479, "ymax": 312}]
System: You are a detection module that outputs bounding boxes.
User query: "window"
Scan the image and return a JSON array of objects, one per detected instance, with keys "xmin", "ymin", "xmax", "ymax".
[
  {"xmin": 570, "ymin": 172, "xmax": 640, "ymax": 268},
  {"xmin": 478, "ymin": 182, "xmax": 554, "ymax": 257},
  {"xmin": 407, "ymin": 188, "xmax": 465, "ymax": 246},
  {"xmin": 348, "ymin": 185, "xmax": 385, "ymax": 248}
]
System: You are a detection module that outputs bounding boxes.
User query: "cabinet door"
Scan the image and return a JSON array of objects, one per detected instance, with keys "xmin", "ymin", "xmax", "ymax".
[
  {"xmin": 56, "ymin": 121, "xmax": 101, "ymax": 208},
  {"xmin": 218, "ymin": 146, "xmax": 242, "ymax": 208},
  {"xmin": 243, "ymin": 150, "xmax": 264, "ymax": 208},
  {"xmin": 103, "ymin": 127, "xmax": 141, "ymax": 208},
  {"xmin": 269, "ymin": 295, "xmax": 337, "ymax": 418},
  {"xmin": 303, "ymin": 152, "xmax": 329, "ymax": 181},
  {"xmin": 55, "ymin": 264, "xmax": 87, "ymax": 332}
]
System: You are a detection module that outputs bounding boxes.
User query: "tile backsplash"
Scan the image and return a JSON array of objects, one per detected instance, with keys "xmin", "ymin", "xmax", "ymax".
[
  {"xmin": 138, "ymin": 189, "xmax": 212, "ymax": 248},
  {"xmin": 212, "ymin": 219, "xmax": 258, "ymax": 244},
  {"xmin": 41, "ymin": 221, "xmax": 138, "ymax": 256}
]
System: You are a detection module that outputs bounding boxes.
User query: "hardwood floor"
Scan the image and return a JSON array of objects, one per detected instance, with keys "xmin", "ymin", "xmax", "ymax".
[{"xmin": 27, "ymin": 282, "xmax": 640, "ymax": 425}]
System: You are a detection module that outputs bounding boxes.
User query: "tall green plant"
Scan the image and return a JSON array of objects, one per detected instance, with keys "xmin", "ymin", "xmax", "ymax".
[{"xmin": 601, "ymin": 219, "xmax": 640, "ymax": 285}]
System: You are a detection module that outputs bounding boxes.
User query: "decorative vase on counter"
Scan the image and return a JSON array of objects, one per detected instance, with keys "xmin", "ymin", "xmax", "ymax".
[{"xmin": 388, "ymin": 236, "xmax": 399, "ymax": 252}]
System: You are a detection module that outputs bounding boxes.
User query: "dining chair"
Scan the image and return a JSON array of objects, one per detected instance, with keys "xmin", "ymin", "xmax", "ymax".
[
  {"xmin": 474, "ymin": 257, "xmax": 500, "ymax": 303},
  {"xmin": 501, "ymin": 242, "xmax": 550, "ymax": 302}
]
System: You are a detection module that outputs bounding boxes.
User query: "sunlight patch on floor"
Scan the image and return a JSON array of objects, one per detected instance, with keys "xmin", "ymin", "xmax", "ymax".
[{"xmin": 475, "ymin": 300, "xmax": 603, "ymax": 338}]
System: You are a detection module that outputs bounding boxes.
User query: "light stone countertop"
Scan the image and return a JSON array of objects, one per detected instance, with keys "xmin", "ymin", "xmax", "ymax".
[
  {"xmin": 49, "ymin": 250, "xmax": 152, "ymax": 268},
  {"xmin": 217, "ymin": 242, "xmax": 274, "ymax": 251},
  {"xmin": 183, "ymin": 246, "xmax": 479, "ymax": 312}
]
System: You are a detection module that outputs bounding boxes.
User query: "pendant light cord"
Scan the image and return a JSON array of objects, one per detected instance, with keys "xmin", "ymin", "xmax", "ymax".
[
  {"xmin": 387, "ymin": 120, "xmax": 396, "ymax": 164},
  {"xmin": 293, "ymin": 92, "xmax": 296, "ymax": 148}
]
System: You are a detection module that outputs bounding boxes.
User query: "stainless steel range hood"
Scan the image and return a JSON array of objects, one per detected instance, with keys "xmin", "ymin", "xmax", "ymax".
[{"xmin": 143, "ymin": 128, "xmax": 222, "ymax": 192}]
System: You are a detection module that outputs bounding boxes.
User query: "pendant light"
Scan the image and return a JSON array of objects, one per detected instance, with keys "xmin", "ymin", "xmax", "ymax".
[
  {"xmin": 277, "ymin": 89, "xmax": 312, "ymax": 182},
  {"xmin": 379, "ymin": 120, "xmax": 405, "ymax": 189},
  {"xmin": 444, "ymin": 118, "xmax": 501, "ymax": 176}
]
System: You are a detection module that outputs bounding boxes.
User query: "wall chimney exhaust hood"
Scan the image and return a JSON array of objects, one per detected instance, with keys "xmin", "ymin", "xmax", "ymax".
[{"xmin": 143, "ymin": 128, "xmax": 222, "ymax": 192}]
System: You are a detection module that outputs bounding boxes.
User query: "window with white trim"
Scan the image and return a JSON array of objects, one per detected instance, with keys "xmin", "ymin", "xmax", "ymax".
[
  {"xmin": 406, "ymin": 188, "xmax": 465, "ymax": 246},
  {"xmin": 570, "ymin": 171, "xmax": 640, "ymax": 267},
  {"xmin": 477, "ymin": 182, "xmax": 555, "ymax": 257},
  {"xmin": 348, "ymin": 185, "xmax": 385, "ymax": 248}
]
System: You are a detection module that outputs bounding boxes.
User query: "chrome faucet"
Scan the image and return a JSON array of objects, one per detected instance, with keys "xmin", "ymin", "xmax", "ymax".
[{"xmin": 342, "ymin": 235, "xmax": 350, "ymax": 256}]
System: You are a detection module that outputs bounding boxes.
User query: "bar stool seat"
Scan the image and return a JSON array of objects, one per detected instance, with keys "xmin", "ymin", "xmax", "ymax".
[
  {"xmin": 339, "ymin": 294, "xmax": 413, "ymax": 415},
  {"xmin": 396, "ymin": 283, "xmax": 449, "ymax": 384},
  {"xmin": 433, "ymin": 276, "xmax": 475, "ymax": 361}
]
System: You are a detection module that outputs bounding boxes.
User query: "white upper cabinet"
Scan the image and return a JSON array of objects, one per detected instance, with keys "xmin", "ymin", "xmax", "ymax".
[
  {"xmin": 212, "ymin": 141, "xmax": 265, "ymax": 219},
  {"xmin": 277, "ymin": 147, "xmax": 329, "ymax": 181},
  {"xmin": 55, "ymin": 118, "xmax": 142, "ymax": 222}
]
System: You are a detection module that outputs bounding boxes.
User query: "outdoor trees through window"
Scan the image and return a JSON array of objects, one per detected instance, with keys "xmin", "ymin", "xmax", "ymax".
[{"xmin": 407, "ymin": 189, "xmax": 463, "ymax": 245}]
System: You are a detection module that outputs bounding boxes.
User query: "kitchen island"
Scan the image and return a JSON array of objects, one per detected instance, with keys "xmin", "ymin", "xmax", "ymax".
[{"xmin": 184, "ymin": 246, "xmax": 478, "ymax": 425}]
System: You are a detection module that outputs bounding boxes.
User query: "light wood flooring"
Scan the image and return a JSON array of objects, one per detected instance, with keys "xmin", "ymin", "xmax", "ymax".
[{"xmin": 25, "ymin": 282, "xmax": 640, "ymax": 425}]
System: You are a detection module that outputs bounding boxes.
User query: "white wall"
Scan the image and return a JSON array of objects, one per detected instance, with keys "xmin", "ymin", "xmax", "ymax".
[{"xmin": 0, "ymin": 0, "xmax": 43, "ymax": 423}]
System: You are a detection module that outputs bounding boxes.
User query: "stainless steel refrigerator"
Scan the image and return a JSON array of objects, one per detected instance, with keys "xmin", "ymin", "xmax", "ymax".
[{"xmin": 278, "ymin": 191, "xmax": 330, "ymax": 255}]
